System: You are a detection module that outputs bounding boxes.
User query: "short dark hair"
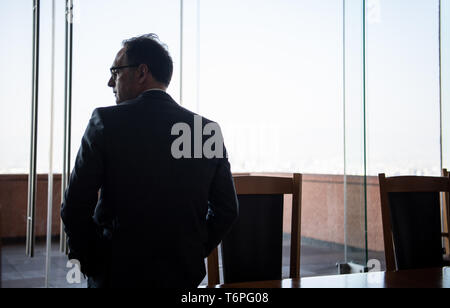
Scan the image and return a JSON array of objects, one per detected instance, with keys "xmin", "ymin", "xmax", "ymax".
[{"xmin": 122, "ymin": 34, "xmax": 173, "ymax": 87}]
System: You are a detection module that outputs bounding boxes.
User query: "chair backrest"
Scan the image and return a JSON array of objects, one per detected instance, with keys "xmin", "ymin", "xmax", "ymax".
[
  {"xmin": 207, "ymin": 174, "xmax": 302, "ymax": 286},
  {"xmin": 0, "ymin": 202, "xmax": 2, "ymax": 288},
  {"xmin": 379, "ymin": 173, "xmax": 450, "ymax": 272}
]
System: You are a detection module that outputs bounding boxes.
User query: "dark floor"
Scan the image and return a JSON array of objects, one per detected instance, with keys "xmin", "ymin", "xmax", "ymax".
[{"xmin": 1, "ymin": 237, "xmax": 385, "ymax": 288}]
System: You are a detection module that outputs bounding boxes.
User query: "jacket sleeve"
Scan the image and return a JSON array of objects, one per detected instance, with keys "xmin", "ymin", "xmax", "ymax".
[
  {"xmin": 205, "ymin": 149, "xmax": 239, "ymax": 257},
  {"xmin": 61, "ymin": 109, "xmax": 105, "ymax": 269}
]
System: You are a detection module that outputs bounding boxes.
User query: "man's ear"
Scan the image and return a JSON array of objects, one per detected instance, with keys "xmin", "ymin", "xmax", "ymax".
[{"xmin": 138, "ymin": 63, "xmax": 151, "ymax": 84}]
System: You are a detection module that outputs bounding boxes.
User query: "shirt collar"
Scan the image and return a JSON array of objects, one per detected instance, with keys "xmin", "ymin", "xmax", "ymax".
[{"xmin": 142, "ymin": 88, "xmax": 166, "ymax": 94}]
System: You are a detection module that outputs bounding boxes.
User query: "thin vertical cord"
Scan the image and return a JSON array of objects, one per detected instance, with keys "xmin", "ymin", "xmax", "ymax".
[
  {"xmin": 196, "ymin": 0, "xmax": 201, "ymax": 113},
  {"xmin": 61, "ymin": 0, "xmax": 73, "ymax": 254},
  {"xmin": 45, "ymin": 0, "xmax": 56, "ymax": 288},
  {"xmin": 26, "ymin": 0, "xmax": 40, "ymax": 258},
  {"xmin": 180, "ymin": 0, "xmax": 183, "ymax": 105},
  {"xmin": 343, "ymin": 0, "xmax": 348, "ymax": 264},
  {"xmin": 439, "ymin": 0, "xmax": 443, "ymax": 172},
  {"xmin": 61, "ymin": 0, "xmax": 69, "ymax": 253}
]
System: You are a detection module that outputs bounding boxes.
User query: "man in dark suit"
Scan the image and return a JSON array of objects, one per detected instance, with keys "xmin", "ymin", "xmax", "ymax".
[{"xmin": 61, "ymin": 34, "xmax": 238, "ymax": 288}]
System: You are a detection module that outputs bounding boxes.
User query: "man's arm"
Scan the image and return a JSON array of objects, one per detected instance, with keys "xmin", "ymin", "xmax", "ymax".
[
  {"xmin": 205, "ymin": 154, "xmax": 239, "ymax": 257},
  {"xmin": 61, "ymin": 109, "xmax": 105, "ymax": 269}
]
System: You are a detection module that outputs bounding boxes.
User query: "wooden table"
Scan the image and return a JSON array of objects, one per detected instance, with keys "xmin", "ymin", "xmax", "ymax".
[{"xmin": 213, "ymin": 267, "xmax": 450, "ymax": 288}]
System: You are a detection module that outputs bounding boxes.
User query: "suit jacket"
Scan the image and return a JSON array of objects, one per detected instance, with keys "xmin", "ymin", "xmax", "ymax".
[{"xmin": 61, "ymin": 90, "xmax": 239, "ymax": 288}]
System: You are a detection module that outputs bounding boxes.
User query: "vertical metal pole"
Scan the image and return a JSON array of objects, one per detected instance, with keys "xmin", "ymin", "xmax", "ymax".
[
  {"xmin": 342, "ymin": 0, "xmax": 348, "ymax": 264},
  {"xmin": 180, "ymin": 0, "xmax": 183, "ymax": 105},
  {"xmin": 61, "ymin": 0, "xmax": 73, "ymax": 254},
  {"xmin": 196, "ymin": 0, "xmax": 201, "ymax": 113},
  {"xmin": 362, "ymin": 0, "xmax": 369, "ymax": 265},
  {"xmin": 26, "ymin": 0, "xmax": 40, "ymax": 258},
  {"xmin": 45, "ymin": 0, "xmax": 56, "ymax": 288},
  {"xmin": 438, "ymin": 0, "xmax": 446, "ymax": 251}
]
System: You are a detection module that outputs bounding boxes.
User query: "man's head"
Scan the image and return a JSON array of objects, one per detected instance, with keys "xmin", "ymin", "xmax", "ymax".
[{"xmin": 108, "ymin": 34, "xmax": 173, "ymax": 104}]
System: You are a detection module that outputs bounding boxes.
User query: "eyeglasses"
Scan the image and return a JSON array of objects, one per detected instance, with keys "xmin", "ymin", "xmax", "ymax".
[{"xmin": 110, "ymin": 64, "xmax": 139, "ymax": 80}]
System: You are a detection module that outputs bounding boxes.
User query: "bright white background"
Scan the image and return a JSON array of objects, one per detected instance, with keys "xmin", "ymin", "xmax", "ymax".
[{"xmin": 0, "ymin": 0, "xmax": 448, "ymax": 177}]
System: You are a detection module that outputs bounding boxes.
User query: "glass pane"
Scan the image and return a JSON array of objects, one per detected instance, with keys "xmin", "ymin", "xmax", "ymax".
[
  {"xmin": 45, "ymin": 0, "xmax": 85, "ymax": 288},
  {"xmin": 365, "ymin": 0, "xmax": 442, "ymax": 270},
  {"xmin": 187, "ymin": 0, "xmax": 349, "ymax": 281},
  {"xmin": 343, "ymin": 0, "xmax": 369, "ymax": 269},
  {"xmin": 443, "ymin": 0, "xmax": 450, "ymax": 169},
  {"xmin": 45, "ymin": 0, "xmax": 182, "ymax": 288},
  {"xmin": 366, "ymin": 0, "xmax": 441, "ymax": 177},
  {"xmin": 0, "ymin": 0, "xmax": 47, "ymax": 288},
  {"xmin": 0, "ymin": 3, "xmax": 32, "ymax": 175}
]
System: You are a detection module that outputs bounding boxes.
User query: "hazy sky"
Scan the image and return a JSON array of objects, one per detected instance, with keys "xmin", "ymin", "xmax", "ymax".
[{"xmin": 0, "ymin": 0, "xmax": 448, "ymax": 176}]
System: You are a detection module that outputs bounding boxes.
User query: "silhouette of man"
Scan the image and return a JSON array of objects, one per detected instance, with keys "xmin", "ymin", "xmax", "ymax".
[{"xmin": 61, "ymin": 34, "xmax": 238, "ymax": 288}]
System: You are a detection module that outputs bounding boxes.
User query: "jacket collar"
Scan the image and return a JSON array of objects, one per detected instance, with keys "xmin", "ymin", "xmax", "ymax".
[
  {"xmin": 121, "ymin": 89, "xmax": 178, "ymax": 106},
  {"xmin": 138, "ymin": 89, "xmax": 176, "ymax": 103}
]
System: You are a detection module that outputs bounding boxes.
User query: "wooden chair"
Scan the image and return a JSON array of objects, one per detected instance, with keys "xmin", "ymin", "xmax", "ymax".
[
  {"xmin": 207, "ymin": 173, "xmax": 302, "ymax": 286},
  {"xmin": 379, "ymin": 173, "xmax": 450, "ymax": 272}
]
